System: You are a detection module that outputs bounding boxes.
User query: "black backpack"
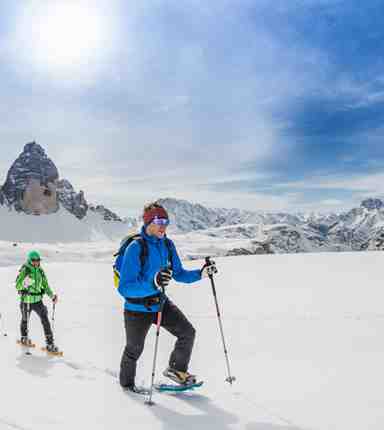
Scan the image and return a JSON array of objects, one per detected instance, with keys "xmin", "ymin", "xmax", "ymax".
[{"xmin": 113, "ymin": 233, "xmax": 173, "ymax": 288}]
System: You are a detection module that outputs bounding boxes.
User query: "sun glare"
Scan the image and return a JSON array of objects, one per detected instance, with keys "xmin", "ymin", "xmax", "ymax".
[
  {"xmin": 36, "ymin": 5, "xmax": 103, "ymax": 65},
  {"xmin": 14, "ymin": 1, "xmax": 117, "ymax": 82}
]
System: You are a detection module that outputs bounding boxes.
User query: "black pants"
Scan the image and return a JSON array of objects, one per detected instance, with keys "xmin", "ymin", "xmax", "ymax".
[
  {"xmin": 20, "ymin": 301, "xmax": 53, "ymax": 341},
  {"xmin": 119, "ymin": 299, "xmax": 196, "ymax": 388}
]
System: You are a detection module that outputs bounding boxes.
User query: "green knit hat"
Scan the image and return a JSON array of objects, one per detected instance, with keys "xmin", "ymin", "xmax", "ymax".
[{"xmin": 27, "ymin": 250, "xmax": 41, "ymax": 263}]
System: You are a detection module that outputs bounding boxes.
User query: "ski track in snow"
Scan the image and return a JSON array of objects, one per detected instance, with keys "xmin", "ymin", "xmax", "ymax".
[
  {"xmin": 10, "ymin": 337, "xmax": 311, "ymax": 430},
  {"xmin": 0, "ymin": 418, "xmax": 32, "ymax": 430},
  {"xmin": 1, "ymin": 333, "xmax": 309, "ymax": 430}
]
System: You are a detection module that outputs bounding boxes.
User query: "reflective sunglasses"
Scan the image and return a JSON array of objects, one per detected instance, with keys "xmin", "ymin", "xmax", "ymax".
[
  {"xmin": 31, "ymin": 258, "xmax": 40, "ymax": 263},
  {"xmin": 151, "ymin": 217, "xmax": 170, "ymax": 226}
]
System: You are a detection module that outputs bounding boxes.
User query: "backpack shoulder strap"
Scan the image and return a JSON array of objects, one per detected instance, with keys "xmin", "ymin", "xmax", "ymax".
[
  {"xmin": 164, "ymin": 238, "xmax": 173, "ymax": 270},
  {"xmin": 114, "ymin": 233, "xmax": 141, "ymax": 257},
  {"xmin": 136, "ymin": 237, "xmax": 148, "ymax": 270},
  {"xmin": 39, "ymin": 267, "xmax": 48, "ymax": 281},
  {"xmin": 15, "ymin": 264, "xmax": 29, "ymax": 283},
  {"xmin": 20, "ymin": 264, "xmax": 30, "ymax": 275},
  {"xmin": 115, "ymin": 233, "xmax": 148, "ymax": 271}
]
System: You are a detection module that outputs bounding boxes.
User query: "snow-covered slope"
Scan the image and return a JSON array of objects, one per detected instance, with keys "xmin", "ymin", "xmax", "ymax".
[
  {"xmin": 0, "ymin": 205, "xmax": 136, "ymax": 243},
  {"xmin": 1, "ymin": 252, "xmax": 384, "ymax": 430}
]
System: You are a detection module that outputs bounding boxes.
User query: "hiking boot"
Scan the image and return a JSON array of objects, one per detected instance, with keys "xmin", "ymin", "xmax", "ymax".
[
  {"xmin": 163, "ymin": 367, "xmax": 197, "ymax": 385},
  {"xmin": 46, "ymin": 342, "xmax": 59, "ymax": 353},
  {"xmin": 20, "ymin": 336, "xmax": 33, "ymax": 346}
]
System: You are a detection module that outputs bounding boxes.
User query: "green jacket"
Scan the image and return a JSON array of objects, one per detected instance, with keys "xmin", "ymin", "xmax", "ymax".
[{"xmin": 16, "ymin": 263, "xmax": 54, "ymax": 304}]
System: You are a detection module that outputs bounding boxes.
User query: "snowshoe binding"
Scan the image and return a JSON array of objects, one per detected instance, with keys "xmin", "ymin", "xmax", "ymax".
[
  {"xmin": 42, "ymin": 342, "xmax": 63, "ymax": 356},
  {"xmin": 17, "ymin": 337, "xmax": 35, "ymax": 348},
  {"xmin": 163, "ymin": 367, "xmax": 197, "ymax": 385},
  {"xmin": 123, "ymin": 384, "xmax": 150, "ymax": 396}
]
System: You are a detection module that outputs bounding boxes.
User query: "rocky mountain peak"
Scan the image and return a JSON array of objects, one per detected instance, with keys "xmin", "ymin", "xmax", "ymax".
[
  {"xmin": 1, "ymin": 141, "xmax": 59, "ymax": 213},
  {"xmin": 0, "ymin": 142, "xmax": 121, "ymax": 221},
  {"xmin": 23, "ymin": 141, "xmax": 45, "ymax": 156},
  {"xmin": 56, "ymin": 179, "xmax": 88, "ymax": 219}
]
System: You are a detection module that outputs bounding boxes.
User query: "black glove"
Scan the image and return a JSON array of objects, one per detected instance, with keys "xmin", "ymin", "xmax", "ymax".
[
  {"xmin": 154, "ymin": 268, "xmax": 173, "ymax": 289},
  {"xmin": 201, "ymin": 260, "xmax": 218, "ymax": 278}
]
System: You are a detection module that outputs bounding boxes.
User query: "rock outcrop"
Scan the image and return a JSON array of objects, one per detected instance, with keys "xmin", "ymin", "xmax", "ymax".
[
  {"xmin": 2, "ymin": 142, "xmax": 59, "ymax": 214},
  {"xmin": 0, "ymin": 142, "xmax": 122, "ymax": 222},
  {"xmin": 56, "ymin": 179, "xmax": 88, "ymax": 220}
]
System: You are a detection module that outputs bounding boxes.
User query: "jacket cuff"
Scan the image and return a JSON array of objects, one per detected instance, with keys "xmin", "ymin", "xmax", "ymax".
[{"xmin": 154, "ymin": 273, "xmax": 160, "ymax": 288}]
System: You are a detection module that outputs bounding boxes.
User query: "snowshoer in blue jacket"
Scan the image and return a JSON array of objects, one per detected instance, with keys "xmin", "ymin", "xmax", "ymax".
[{"xmin": 117, "ymin": 201, "xmax": 217, "ymax": 393}]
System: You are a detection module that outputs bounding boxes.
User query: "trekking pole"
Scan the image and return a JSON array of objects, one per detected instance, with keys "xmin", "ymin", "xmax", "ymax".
[
  {"xmin": 145, "ymin": 287, "xmax": 167, "ymax": 406},
  {"xmin": 51, "ymin": 302, "xmax": 56, "ymax": 333},
  {"xmin": 25, "ymin": 300, "xmax": 32, "ymax": 356},
  {"xmin": 206, "ymin": 256, "xmax": 236, "ymax": 384},
  {"xmin": 0, "ymin": 312, "xmax": 8, "ymax": 336}
]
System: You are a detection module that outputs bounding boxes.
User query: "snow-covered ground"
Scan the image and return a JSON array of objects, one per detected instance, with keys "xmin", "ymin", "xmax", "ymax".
[
  {"xmin": 0, "ymin": 231, "xmax": 258, "ymax": 268},
  {"xmin": 1, "ymin": 251, "xmax": 384, "ymax": 430},
  {"xmin": 0, "ymin": 204, "xmax": 264, "ymax": 265}
]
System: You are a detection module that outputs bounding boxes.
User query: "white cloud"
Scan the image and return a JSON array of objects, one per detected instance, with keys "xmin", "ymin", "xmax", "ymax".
[
  {"xmin": 1, "ymin": 0, "xmax": 378, "ymax": 214},
  {"xmin": 276, "ymin": 172, "xmax": 384, "ymax": 193}
]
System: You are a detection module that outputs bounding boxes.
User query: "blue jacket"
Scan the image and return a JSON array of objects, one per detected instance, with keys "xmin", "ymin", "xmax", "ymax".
[{"xmin": 118, "ymin": 226, "xmax": 202, "ymax": 312}]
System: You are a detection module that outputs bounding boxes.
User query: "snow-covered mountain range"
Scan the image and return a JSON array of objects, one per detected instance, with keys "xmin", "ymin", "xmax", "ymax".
[
  {"xmin": 158, "ymin": 197, "xmax": 384, "ymax": 257},
  {"xmin": 2, "ymin": 143, "xmax": 384, "ymax": 257}
]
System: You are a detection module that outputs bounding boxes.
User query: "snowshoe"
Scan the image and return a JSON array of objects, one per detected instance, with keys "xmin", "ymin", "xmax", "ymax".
[
  {"xmin": 41, "ymin": 343, "xmax": 63, "ymax": 356},
  {"xmin": 163, "ymin": 367, "xmax": 197, "ymax": 385},
  {"xmin": 155, "ymin": 380, "xmax": 204, "ymax": 393},
  {"xmin": 123, "ymin": 384, "xmax": 150, "ymax": 396}
]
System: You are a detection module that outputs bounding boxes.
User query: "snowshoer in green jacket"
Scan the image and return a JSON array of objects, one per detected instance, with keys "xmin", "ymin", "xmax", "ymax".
[{"xmin": 16, "ymin": 250, "xmax": 59, "ymax": 352}]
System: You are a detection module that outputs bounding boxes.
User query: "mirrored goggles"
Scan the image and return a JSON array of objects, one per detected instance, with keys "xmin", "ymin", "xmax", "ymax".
[{"xmin": 151, "ymin": 217, "xmax": 170, "ymax": 226}]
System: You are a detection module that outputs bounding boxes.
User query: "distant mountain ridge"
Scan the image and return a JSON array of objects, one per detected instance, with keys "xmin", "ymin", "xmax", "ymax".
[
  {"xmin": 158, "ymin": 197, "xmax": 308, "ymax": 232},
  {"xmin": 1, "ymin": 143, "xmax": 384, "ymax": 253},
  {"xmin": 157, "ymin": 197, "xmax": 384, "ymax": 256}
]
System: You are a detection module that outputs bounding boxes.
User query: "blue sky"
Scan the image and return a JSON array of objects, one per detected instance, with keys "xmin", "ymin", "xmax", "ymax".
[{"xmin": 1, "ymin": 0, "xmax": 384, "ymax": 215}]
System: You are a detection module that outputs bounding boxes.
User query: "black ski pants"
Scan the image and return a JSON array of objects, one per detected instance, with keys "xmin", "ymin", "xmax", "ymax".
[
  {"xmin": 20, "ymin": 301, "xmax": 53, "ymax": 341},
  {"xmin": 119, "ymin": 299, "xmax": 196, "ymax": 388}
]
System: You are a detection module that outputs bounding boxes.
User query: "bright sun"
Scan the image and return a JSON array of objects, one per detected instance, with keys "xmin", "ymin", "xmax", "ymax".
[
  {"xmin": 35, "ymin": 4, "xmax": 104, "ymax": 66},
  {"xmin": 15, "ymin": 1, "xmax": 115, "ymax": 82}
]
